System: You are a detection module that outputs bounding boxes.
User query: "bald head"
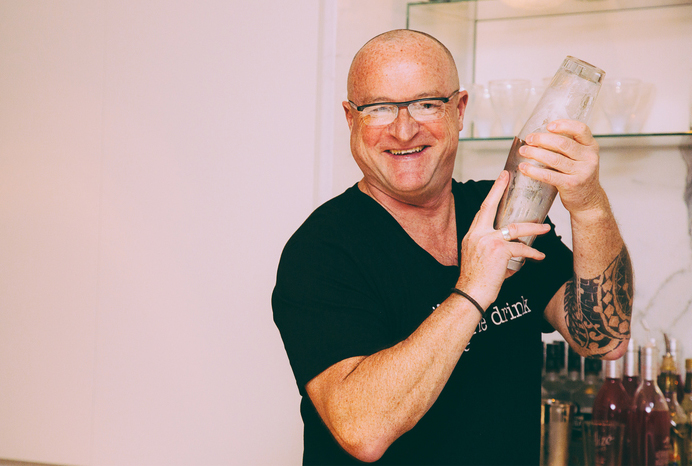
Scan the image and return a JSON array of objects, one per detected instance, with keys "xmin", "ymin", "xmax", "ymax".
[{"xmin": 347, "ymin": 30, "xmax": 459, "ymax": 102}]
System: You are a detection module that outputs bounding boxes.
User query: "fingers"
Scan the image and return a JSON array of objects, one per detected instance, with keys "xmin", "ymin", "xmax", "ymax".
[
  {"xmin": 518, "ymin": 119, "xmax": 600, "ymax": 191},
  {"xmin": 523, "ymin": 120, "xmax": 598, "ymax": 162},
  {"xmin": 507, "ymin": 241, "xmax": 547, "ymax": 262},
  {"xmin": 474, "ymin": 170, "xmax": 509, "ymax": 228},
  {"xmin": 500, "ymin": 222, "xmax": 551, "ymax": 242},
  {"xmin": 458, "ymin": 220, "xmax": 551, "ymax": 305},
  {"xmin": 547, "ymin": 119, "xmax": 596, "ymax": 147},
  {"xmin": 494, "ymin": 222, "xmax": 552, "ymax": 263}
]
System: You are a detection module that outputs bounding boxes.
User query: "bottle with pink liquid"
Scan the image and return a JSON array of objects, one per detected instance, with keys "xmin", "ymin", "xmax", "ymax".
[{"xmin": 631, "ymin": 344, "xmax": 671, "ymax": 466}]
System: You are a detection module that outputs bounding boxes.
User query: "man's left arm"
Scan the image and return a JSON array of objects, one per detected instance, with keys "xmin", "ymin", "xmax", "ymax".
[{"xmin": 518, "ymin": 120, "xmax": 634, "ymax": 360}]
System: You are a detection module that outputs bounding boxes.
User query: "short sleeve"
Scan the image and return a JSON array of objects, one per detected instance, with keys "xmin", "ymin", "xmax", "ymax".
[{"xmin": 272, "ymin": 221, "xmax": 392, "ymax": 395}]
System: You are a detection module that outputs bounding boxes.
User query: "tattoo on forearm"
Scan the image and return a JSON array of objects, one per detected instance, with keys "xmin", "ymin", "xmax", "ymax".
[{"xmin": 564, "ymin": 246, "xmax": 633, "ymax": 357}]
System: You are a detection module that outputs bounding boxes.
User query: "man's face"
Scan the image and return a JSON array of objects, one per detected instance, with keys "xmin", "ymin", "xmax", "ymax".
[{"xmin": 343, "ymin": 44, "xmax": 467, "ymax": 205}]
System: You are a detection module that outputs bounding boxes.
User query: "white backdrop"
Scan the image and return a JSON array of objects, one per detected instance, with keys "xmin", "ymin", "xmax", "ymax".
[{"xmin": 0, "ymin": 0, "xmax": 321, "ymax": 464}]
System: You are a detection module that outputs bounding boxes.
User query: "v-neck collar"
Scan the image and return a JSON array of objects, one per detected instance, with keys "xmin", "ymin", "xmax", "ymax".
[{"xmin": 350, "ymin": 183, "xmax": 464, "ymax": 270}]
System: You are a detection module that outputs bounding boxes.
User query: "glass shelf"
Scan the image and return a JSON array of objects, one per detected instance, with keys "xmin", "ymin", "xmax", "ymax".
[
  {"xmin": 459, "ymin": 132, "xmax": 692, "ymax": 151},
  {"xmin": 408, "ymin": 0, "xmax": 692, "ymax": 23}
]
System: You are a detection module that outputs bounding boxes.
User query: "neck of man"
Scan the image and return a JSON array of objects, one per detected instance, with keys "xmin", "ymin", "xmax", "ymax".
[{"xmin": 358, "ymin": 179, "xmax": 458, "ymax": 266}]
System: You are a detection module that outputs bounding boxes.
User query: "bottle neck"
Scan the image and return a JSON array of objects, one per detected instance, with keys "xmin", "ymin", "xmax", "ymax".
[
  {"xmin": 686, "ymin": 371, "xmax": 692, "ymax": 394},
  {"xmin": 660, "ymin": 371, "xmax": 678, "ymax": 398},
  {"xmin": 641, "ymin": 346, "xmax": 657, "ymax": 381},
  {"xmin": 624, "ymin": 349, "xmax": 638, "ymax": 377},
  {"xmin": 664, "ymin": 391, "xmax": 680, "ymax": 407}
]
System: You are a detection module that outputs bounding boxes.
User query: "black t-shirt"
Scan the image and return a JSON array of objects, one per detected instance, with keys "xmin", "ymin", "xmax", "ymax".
[{"xmin": 273, "ymin": 179, "xmax": 573, "ymax": 465}]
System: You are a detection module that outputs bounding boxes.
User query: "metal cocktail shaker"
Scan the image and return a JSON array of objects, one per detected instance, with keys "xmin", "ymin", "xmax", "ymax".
[
  {"xmin": 540, "ymin": 398, "xmax": 575, "ymax": 466},
  {"xmin": 494, "ymin": 56, "xmax": 605, "ymax": 271}
]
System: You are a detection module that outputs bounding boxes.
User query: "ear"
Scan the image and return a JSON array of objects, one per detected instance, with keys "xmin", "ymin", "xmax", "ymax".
[
  {"xmin": 342, "ymin": 101, "xmax": 355, "ymax": 131},
  {"xmin": 456, "ymin": 90, "xmax": 469, "ymax": 130}
]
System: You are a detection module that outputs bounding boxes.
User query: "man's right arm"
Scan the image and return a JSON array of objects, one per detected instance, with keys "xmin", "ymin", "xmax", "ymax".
[{"xmin": 305, "ymin": 292, "xmax": 481, "ymax": 462}]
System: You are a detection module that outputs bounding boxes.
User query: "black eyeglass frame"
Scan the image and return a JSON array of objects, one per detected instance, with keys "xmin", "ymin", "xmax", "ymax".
[{"xmin": 348, "ymin": 90, "xmax": 460, "ymax": 112}]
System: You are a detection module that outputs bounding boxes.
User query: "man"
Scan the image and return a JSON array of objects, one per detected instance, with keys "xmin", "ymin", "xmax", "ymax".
[{"xmin": 273, "ymin": 30, "xmax": 633, "ymax": 465}]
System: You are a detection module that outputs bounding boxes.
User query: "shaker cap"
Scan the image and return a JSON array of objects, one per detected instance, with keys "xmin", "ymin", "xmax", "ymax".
[{"xmin": 562, "ymin": 56, "xmax": 605, "ymax": 84}]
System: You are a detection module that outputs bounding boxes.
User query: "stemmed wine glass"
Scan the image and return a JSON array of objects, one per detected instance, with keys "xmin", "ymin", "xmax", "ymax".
[{"xmin": 600, "ymin": 78, "xmax": 642, "ymax": 134}]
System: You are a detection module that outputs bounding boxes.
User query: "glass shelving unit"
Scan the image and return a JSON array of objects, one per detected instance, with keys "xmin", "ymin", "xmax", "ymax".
[{"xmin": 407, "ymin": 0, "xmax": 692, "ymax": 150}]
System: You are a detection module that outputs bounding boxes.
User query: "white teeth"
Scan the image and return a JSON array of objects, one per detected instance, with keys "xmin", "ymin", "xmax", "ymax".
[{"xmin": 389, "ymin": 146, "xmax": 424, "ymax": 155}]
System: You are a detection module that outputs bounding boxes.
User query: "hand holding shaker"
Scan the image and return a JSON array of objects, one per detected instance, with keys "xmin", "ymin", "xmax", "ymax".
[{"xmin": 494, "ymin": 56, "xmax": 605, "ymax": 271}]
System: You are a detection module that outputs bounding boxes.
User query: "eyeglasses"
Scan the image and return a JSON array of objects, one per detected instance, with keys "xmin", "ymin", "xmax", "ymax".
[{"xmin": 348, "ymin": 90, "xmax": 459, "ymax": 126}]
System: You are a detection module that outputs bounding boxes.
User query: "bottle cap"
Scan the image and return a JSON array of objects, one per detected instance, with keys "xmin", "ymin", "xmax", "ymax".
[
  {"xmin": 642, "ymin": 344, "xmax": 658, "ymax": 381},
  {"xmin": 624, "ymin": 338, "xmax": 638, "ymax": 376},
  {"xmin": 668, "ymin": 337, "xmax": 678, "ymax": 358},
  {"xmin": 604, "ymin": 359, "xmax": 621, "ymax": 379},
  {"xmin": 686, "ymin": 358, "xmax": 692, "ymax": 371}
]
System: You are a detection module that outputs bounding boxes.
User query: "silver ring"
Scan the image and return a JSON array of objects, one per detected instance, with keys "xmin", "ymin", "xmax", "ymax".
[{"xmin": 500, "ymin": 227, "xmax": 511, "ymax": 241}]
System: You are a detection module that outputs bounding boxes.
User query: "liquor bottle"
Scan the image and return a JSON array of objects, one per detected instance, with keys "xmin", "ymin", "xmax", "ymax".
[
  {"xmin": 573, "ymin": 358, "xmax": 604, "ymax": 423},
  {"xmin": 543, "ymin": 343, "xmax": 569, "ymax": 401},
  {"xmin": 670, "ymin": 337, "xmax": 685, "ymax": 403},
  {"xmin": 682, "ymin": 358, "xmax": 692, "ymax": 415},
  {"xmin": 660, "ymin": 349, "xmax": 691, "ymax": 466},
  {"xmin": 570, "ymin": 358, "xmax": 603, "ymax": 466},
  {"xmin": 563, "ymin": 347, "xmax": 585, "ymax": 402},
  {"xmin": 623, "ymin": 338, "xmax": 640, "ymax": 398},
  {"xmin": 631, "ymin": 344, "xmax": 671, "ymax": 466},
  {"xmin": 541, "ymin": 341, "xmax": 548, "ymax": 397},
  {"xmin": 555, "ymin": 340, "xmax": 567, "ymax": 380},
  {"xmin": 659, "ymin": 336, "xmax": 685, "ymax": 403},
  {"xmin": 593, "ymin": 359, "xmax": 633, "ymax": 466},
  {"xmin": 563, "ymin": 347, "xmax": 585, "ymax": 466}
]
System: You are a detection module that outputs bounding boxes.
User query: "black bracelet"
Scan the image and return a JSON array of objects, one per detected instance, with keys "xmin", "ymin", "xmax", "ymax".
[{"xmin": 450, "ymin": 287, "xmax": 485, "ymax": 317}]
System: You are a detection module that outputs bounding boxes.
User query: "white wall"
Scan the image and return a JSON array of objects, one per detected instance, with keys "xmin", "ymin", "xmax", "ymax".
[
  {"xmin": 329, "ymin": 0, "xmax": 412, "ymax": 200},
  {"xmin": 0, "ymin": 0, "xmax": 320, "ymax": 464}
]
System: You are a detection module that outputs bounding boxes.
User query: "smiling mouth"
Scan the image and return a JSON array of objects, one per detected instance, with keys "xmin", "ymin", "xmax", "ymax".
[{"xmin": 388, "ymin": 146, "xmax": 426, "ymax": 156}]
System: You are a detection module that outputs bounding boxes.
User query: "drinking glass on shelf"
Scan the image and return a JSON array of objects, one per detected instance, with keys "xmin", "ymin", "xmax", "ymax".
[
  {"xmin": 518, "ymin": 81, "xmax": 547, "ymax": 128},
  {"xmin": 625, "ymin": 82, "xmax": 655, "ymax": 133},
  {"xmin": 489, "ymin": 79, "xmax": 531, "ymax": 136},
  {"xmin": 470, "ymin": 84, "xmax": 497, "ymax": 138},
  {"xmin": 600, "ymin": 78, "xmax": 641, "ymax": 133}
]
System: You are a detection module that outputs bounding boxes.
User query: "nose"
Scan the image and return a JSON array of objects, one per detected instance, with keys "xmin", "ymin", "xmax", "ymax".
[{"xmin": 388, "ymin": 106, "xmax": 420, "ymax": 141}]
